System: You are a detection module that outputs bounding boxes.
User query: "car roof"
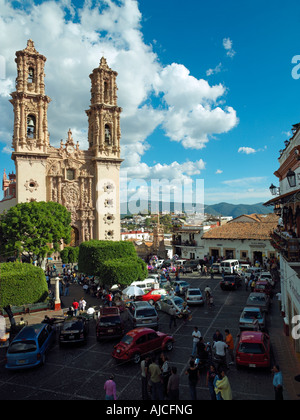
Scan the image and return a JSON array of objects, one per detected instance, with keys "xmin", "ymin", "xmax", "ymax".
[
  {"xmin": 126, "ymin": 327, "xmax": 157, "ymax": 337},
  {"xmin": 13, "ymin": 323, "xmax": 46, "ymax": 341},
  {"xmin": 240, "ymin": 331, "xmax": 266, "ymax": 342},
  {"xmin": 248, "ymin": 292, "xmax": 267, "ymax": 298},
  {"xmin": 132, "ymin": 301, "xmax": 152, "ymax": 307},
  {"xmin": 243, "ymin": 307, "xmax": 261, "ymax": 312}
]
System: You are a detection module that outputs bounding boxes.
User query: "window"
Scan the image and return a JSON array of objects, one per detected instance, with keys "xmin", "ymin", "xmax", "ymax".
[
  {"xmin": 28, "ymin": 67, "xmax": 34, "ymax": 83},
  {"xmin": 66, "ymin": 169, "xmax": 75, "ymax": 181},
  {"xmin": 105, "ymin": 124, "xmax": 112, "ymax": 145},
  {"xmin": 27, "ymin": 115, "xmax": 36, "ymax": 138}
]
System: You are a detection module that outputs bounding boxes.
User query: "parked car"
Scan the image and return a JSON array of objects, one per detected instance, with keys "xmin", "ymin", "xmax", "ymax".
[
  {"xmin": 112, "ymin": 327, "xmax": 174, "ymax": 364},
  {"xmin": 246, "ymin": 292, "xmax": 270, "ymax": 313},
  {"xmin": 244, "ymin": 267, "xmax": 262, "ymax": 280},
  {"xmin": 59, "ymin": 316, "xmax": 89, "ymax": 345},
  {"xmin": 259, "ymin": 272, "xmax": 274, "ymax": 287},
  {"xmin": 5, "ymin": 323, "xmax": 55, "ymax": 370},
  {"xmin": 239, "ymin": 307, "xmax": 266, "ymax": 331},
  {"xmin": 156, "ymin": 296, "xmax": 190, "ymax": 318},
  {"xmin": 130, "ymin": 278, "xmax": 159, "ymax": 292},
  {"xmin": 184, "ymin": 260, "xmax": 199, "ymax": 272},
  {"xmin": 135, "ymin": 288, "xmax": 168, "ymax": 305},
  {"xmin": 171, "ymin": 280, "xmax": 190, "ymax": 295},
  {"xmin": 220, "ymin": 275, "xmax": 242, "ymax": 291},
  {"xmin": 254, "ymin": 280, "xmax": 272, "ymax": 296},
  {"xmin": 219, "ymin": 259, "xmax": 239, "ymax": 274},
  {"xmin": 96, "ymin": 306, "xmax": 124, "ymax": 341},
  {"xmin": 185, "ymin": 288, "xmax": 204, "ymax": 305},
  {"xmin": 127, "ymin": 301, "xmax": 159, "ymax": 330},
  {"xmin": 211, "ymin": 263, "xmax": 221, "ymax": 273},
  {"xmin": 236, "ymin": 331, "xmax": 271, "ymax": 369}
]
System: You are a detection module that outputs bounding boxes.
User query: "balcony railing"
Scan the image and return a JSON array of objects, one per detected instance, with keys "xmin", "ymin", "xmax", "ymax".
[
  {"xmin": 270, "ymin": 230, "xmax": 300, "ymax": 262},
  {"xmin": 173, "ymin": 240, "xmax": 198, "ymax": 247}
]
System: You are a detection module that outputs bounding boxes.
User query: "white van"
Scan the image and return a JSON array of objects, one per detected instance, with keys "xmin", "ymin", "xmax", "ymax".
[
  {"xmin": 130, "ymin": 278, "xmax": 159, "ymax": 292},
  {"xmin": 219, "ymin": 259, "xmax": 239, "ymax": 274}
]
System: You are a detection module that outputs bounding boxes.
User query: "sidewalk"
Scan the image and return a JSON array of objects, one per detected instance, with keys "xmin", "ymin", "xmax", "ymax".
[{"xmin": 268, "ymin": 299, "xmax": 300, "ymax": 400}]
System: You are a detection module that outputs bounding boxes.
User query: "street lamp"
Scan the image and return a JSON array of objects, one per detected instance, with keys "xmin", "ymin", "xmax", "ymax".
[
  {"xmin": 286, "ymin": 169, "xmax": 296, "ymax": 188},
  {"xmin": 269, "ymin": 183, "xmax": 280, "ymax": 196}
]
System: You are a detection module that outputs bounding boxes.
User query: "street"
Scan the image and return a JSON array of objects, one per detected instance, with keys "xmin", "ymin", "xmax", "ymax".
[{"xmin": 0, "ymin": 271, "xmax": 299, "ymax": 400}]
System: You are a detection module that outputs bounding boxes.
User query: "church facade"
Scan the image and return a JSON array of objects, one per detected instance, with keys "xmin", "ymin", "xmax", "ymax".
[{"xmin": 0, "ymin": 40, "xmax": 122, "ymax": 245}]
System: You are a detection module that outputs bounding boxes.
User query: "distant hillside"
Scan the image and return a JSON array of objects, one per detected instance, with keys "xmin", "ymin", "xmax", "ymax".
[
  {"xmin": 204, "ymin": 202, "xmax": 270, "ymax": 218},
  {"xmin": 121, "ymin": 200, "xmax": 271, "ymax": 218}
]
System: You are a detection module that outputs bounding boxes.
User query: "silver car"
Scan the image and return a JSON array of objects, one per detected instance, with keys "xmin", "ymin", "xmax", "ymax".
[
  {"xmin": 239, "ymin": 307, "xmax": 266, "ymax": 331},
  {"xmin": 246, "ymin": 292, "xmax": 270, "ymax": 313},
  {"xmin": 127, "ymin": 301, "xmax": 159, "ymax": 330},
  {"xmin": 185, "ymin": 288, "xmax": 204, "ymax": 305},
  {"xmin": 156, "ymin": 296, "xmax": 190, "ymax": 317}
]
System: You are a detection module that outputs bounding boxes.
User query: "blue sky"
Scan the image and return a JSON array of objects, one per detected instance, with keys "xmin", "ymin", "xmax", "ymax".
[{"xmin": 0, "ymin": 0, "xmax": 299, "ymax": 206}]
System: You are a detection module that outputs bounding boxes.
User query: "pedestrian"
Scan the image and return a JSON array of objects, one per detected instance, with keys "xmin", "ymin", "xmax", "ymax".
[
  {"xmin": 210, "ymin": 267, "xmax": 214, "ymax": 279},
  {"xmin": 272, "ymin": 365, "xmax": 284, "ymax": 400},
  {"xmin": 141, "ymin": 355, "xmax": 151, "ymax": 400},
  {"xmin": 79, "ymin": 297, "xmax": 87, "ymax": 312},
  {"xmin": 225, "ymin": 329, "xmax": 235, "ymax": 365},
  {"xmin": 252, "ymin": 315, "xmax": 260, "ymax": 331},
  {"xmin": 208, "ymin": 294, "xmax": 214, "ymax": 309},
  {"xmin": 160, "ymin": 353, "xmax": 171, "ymax": 397},
  {"xmin": 213, "ymin": 339, "xmax": 228, "ymax": 370},
  {"xmin": 167, "ymin": 366, "xmax": 180, "ymax": 400},
  {"xmin": 185, "ymin": 360, "xmax": 199, "ymax": 400},
  {"xmin": 214, "ymin": 369, "xmax": 232, "ymax": 400},
  {"xmin": 64, "ymin": 279, "xmax": 70, "ymax": 296},
  {"xmin": 104, "ymin": 374, "xmax": 117, "ymax": 400},
  {"xmin": 192, "ymin": 327, "xmax": 201, "ymax": 357},
  {"xmin": 169, "ymin": 306, "xmax": 177, "ymax": 329},
  {"xmin": 72, "ymin": 299, "xmax": 79, "ymax": 316},
  {"xmin": 213, "ymin": 329, "xmax": 224, "ymax": 342},
  {"xmin": 148, "ymin": 356, "xmax": 163, "ymax": 400},
  {"xmin": 206, "ymin": 364, "xmax": 217, "ymax": 400}
]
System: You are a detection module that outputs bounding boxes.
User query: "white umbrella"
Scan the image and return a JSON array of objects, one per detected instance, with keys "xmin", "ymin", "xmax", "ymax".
[{"xmin": 122, "ymin": 285, "xmax": 145, "ymax": 296}]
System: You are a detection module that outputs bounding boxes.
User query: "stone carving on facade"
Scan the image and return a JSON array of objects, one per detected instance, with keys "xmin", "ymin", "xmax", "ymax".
[
  {"xmin": 24, "ymin": 179, "xmax": 39, "ymax": 193},
  {"xmin": 103, "ymin": 213, "xmax": 115, "ymax": 225}
]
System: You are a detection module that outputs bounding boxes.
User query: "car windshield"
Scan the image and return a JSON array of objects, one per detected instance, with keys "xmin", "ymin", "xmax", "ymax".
[
  {"xmin": 99, "ymin": 316, "xmax": 121, "ymax": 326},
  {"xmin": 242, "ymin": 311, "xmax": 262, "ymax": 319},
  {"xmin": 180, "ymin": 282, "xmax": 189, "ymax": 286},
  {"xmin": 136, "ymin": 308, "xmax": 156, "ymax": 318},
  {"xmin": 63, "ymin": 320, "xmax": 83, "ymax": 331},
  {"xmin": 188, "ymin": 290, "xmax": 201, "ymax": 295},
  {"xmin": 173, "ymin": 297, "xmax": 184, "ymax": 307},
  {"xmin": 8, "ymin": 340, "xmax": 37, "ymax": 354},
  {"xmin": 256, "ymin": 285, "xmax": 266, "ymax": 290},
  {"xmin": 239, "ymin": 343, "xmax": 264, "ymax": 354},
  {"xmin": 249, "ymin": 295, "xmax": 265, "ymax": 302},
  {"xmin": 121, "ymin": 335, "xmax": 134, "ymax": 345}
]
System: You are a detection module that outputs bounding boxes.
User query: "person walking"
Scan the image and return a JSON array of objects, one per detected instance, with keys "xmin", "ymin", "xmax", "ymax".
[
  {"xmin": 206, "ymin": 364, "xmax": 217, "ymax": 400},
  {"xmin": 79, "ymin": 297, "xmax": 87, "ymax": 313},
  {"xmin": 214, "ymin": 369, "xmax": 232, "ymax": 400},
  {"xmin": 167, "ymin": 366, "xmax": 180, "ymax": 400},
  {"xmin": 213, "ymin": 339, "xmax": 228, "ymax": 370},
  {"xmin": 225, "ymin": 329, "xmax": 235, "ymax": 365},
  {"xmin": 72, "ymin": 299, "xmax": 79, "ymax": 317},
  {"xmin": 141, "ymin": 355, "xmax": 151, "ymax": 400},
  {"xmin": 148, "ymin": 356, "xmax": 163, "ymax": 400},
  {"xmin": 104, "ymin": 374, "xmax": 117, "ymax": 400},
  {"xmin": 169, "ymin": 306, "xmax": 177, "ymax": 329},
  {"xmin": 185, "ymin": 360, "xmax": 199, "ymax": 400},
  {"xmin": 64, "ymin": 279, "xmax": 70, "ymax": 296},
  {"xmin": 272, "ymin": 365, "xmax": 284, "ymax": 400},
  {"xmin": 192, "ymin": 327, "xmax": 201, "ymax": 357}
]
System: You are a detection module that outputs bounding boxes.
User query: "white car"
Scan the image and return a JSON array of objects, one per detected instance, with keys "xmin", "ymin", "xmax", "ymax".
[
  {"xmin": 185, "ymin": 288, "xmax": 204, "ymax": 305},
  {"xmin": 259, "ymin": 272, "xmax": 274, "ymax": 286},
  {"xmin": 156, "ymin": 296, "xmax": 190, "ymax": 317},
  {"xmin": 244, "ymin": 267, "xmax": 262, "ymax": 280}
]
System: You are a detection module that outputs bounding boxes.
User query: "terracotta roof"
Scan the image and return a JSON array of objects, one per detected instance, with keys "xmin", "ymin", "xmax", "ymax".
[{"xmin": 202, "ymin": 213, "xmax": 278, "ymax": 240}]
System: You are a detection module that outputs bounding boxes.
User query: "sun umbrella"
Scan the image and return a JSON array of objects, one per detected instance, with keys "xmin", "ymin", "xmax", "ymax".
[{"xmin": 122, "ymin": 285, "xmax": 145, "ymax": 296}]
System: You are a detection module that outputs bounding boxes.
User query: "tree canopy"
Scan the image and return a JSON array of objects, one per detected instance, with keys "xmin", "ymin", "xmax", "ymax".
[{"xmin": 0, "ymin": 201, "xmax": 71, "ymax": 264}]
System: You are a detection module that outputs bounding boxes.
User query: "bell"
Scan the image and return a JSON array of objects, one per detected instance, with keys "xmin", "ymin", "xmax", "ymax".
[{"xmin": 27, "ymin": 117, "xmax": 35, "ymax": 128}]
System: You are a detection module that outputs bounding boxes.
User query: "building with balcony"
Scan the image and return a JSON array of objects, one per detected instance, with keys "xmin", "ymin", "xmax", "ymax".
[{"xmin": 264, "ymin": 122, "xmax": 300, "ymax": 353}]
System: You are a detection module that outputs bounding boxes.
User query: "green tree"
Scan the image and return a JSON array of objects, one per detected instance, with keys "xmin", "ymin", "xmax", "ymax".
[{"xmin": 0, "ymin": 201, "xmax": 71, "ymax": 264}]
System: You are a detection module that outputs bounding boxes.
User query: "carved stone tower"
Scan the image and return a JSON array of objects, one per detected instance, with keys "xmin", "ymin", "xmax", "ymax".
[
  {"xmin": 0, "ymin": 41, "xmax": 122, "ymax": 245},
  {"xmin": 86, "ymin": 57, "xmax": 123, "ymax": 241},
  {"xmin": 10, "ymin": 39, "xmax": 51, "ymax": 203}
]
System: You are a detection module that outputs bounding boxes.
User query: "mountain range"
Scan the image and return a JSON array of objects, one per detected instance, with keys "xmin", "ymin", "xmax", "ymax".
[{"xmin": 121, "ymin": 201, "xmax": 271, "ymax": 218}]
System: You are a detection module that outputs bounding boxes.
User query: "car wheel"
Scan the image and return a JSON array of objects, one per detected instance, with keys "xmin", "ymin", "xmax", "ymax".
[
  {"xmin": 165, "ymin": 340, "xmax": 173, "ymax": 352},
  {"xmin": 132, "ymin": 352, "xmax": 141, "ymax": 364}
]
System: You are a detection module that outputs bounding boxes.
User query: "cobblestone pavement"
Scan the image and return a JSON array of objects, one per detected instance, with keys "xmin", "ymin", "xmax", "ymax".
[{"xmin": 1, "ymin": 271, "xmax": 300, "ymax": 400}]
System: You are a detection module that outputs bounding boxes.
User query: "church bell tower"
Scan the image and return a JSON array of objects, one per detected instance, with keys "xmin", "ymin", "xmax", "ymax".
[
  {"xmin": 86, "ymin": 57, "xmax": 123, "ymax": 241},
  {"xmin": 10, "ymin": 39, "xmax": 51, "ymax": 203}
]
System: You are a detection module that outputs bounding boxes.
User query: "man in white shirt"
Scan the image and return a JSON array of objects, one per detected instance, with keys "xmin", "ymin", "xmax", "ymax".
[
  {"xmin": 192, "ymin": 327, "xmax": 201, "ymax": 357},
  {"xmin": 213, "ymin": 340, "xmax": 228, "ymax": 368}
]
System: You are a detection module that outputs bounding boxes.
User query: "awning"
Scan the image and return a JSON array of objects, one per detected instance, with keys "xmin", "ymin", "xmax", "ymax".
[{"xmin": 264, "ymin": 188, "xmax": 300, "ymax": 207}]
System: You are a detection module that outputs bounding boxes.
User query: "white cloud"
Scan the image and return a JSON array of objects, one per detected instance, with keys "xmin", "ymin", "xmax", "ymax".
[
  {"xmin": 222, "ymin": 176, "xmax": 267, "ymax": 187},
  {"xmin": 223, "ymin": 37, "xmax": 236, "ymax": 58},
  {"xmin": 238, "ymin": 146, "xmax": 257, "ymax": 154},
  {"xmin": 215, "ymin": 169, "xmax": 223, "ymax": 174},
  {"xmin": 0, "ymin": 0, "xmax": 238, "ymax": 188},
  {"xmin": 206, "ymin": 63, "xmax": 222, "ymax": 77}
]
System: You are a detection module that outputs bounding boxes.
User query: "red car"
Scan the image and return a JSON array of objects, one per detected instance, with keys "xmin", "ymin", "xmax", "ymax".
[
  {"xmin": 112, "ymin": 327, "xmax": 174, "ymax": 364},
  {"xmin": 254, "ymin": 280, "xmax": 271, "ymax": 296},
  {"xmin": 135, "ymin": 288, "xmax": 168, "ymax": 305},
  {"xmin": 236, "ymin": 331, "xmax": 271, "ymax": 369}
]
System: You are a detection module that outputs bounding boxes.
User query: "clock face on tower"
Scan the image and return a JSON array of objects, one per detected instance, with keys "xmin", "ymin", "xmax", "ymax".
[{"xmin": 67, "ymin": 145, "xmax": 74, "ymax": 154}]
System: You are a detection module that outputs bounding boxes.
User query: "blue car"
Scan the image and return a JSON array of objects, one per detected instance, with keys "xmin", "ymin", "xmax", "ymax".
[{"xmin": 5, "ymin": 323, "xmax": 55, "ymax": 370}]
